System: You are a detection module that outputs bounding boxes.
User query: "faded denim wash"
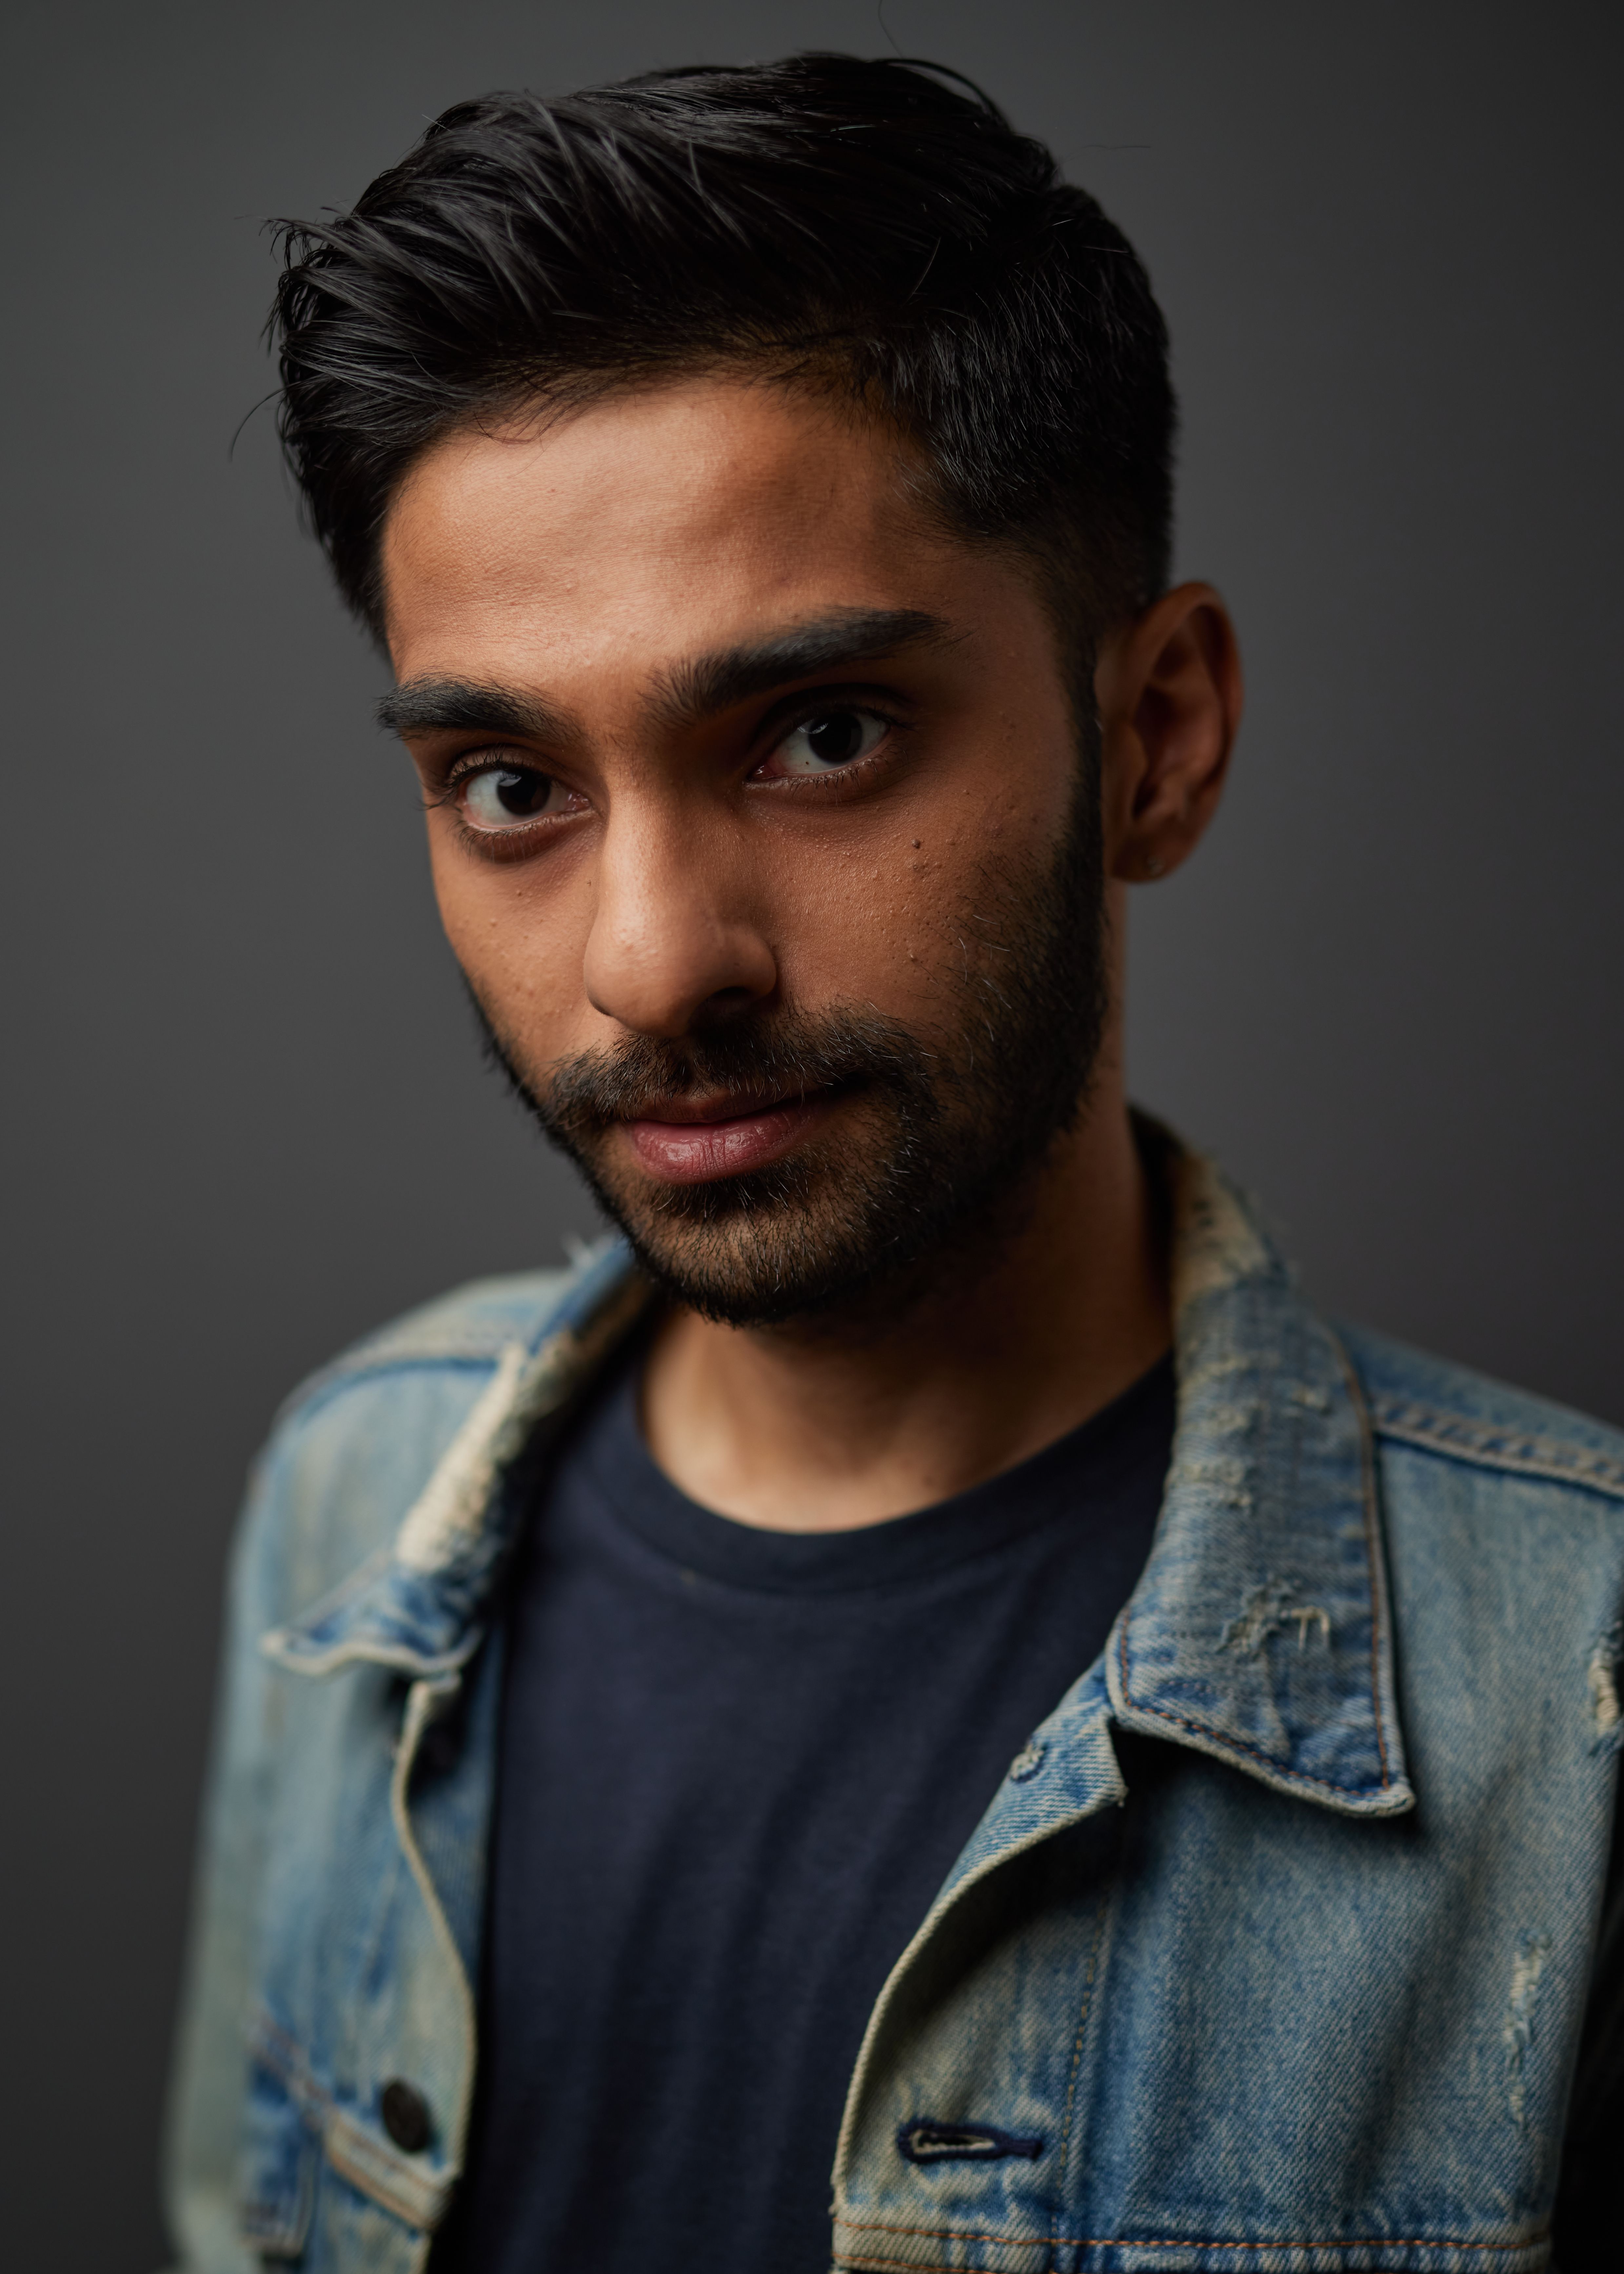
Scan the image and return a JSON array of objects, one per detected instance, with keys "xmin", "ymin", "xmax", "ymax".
[{"xmin": 165, "ymin": 1135, "xmax": 1624, "ymax": 2272}]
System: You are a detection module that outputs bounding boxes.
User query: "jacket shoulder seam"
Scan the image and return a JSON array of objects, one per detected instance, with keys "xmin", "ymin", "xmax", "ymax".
[
  {"xmin": 270, "ymin": 1344, "xmax": 516, "ymax": 1437},
  {"xmin": 261, "ymin": 1253, "xmax": 631, "ymax": 1447},
  {"xmin": 1369, "ymin": 1393, "xmax": 1624, "ymax": 1502}
]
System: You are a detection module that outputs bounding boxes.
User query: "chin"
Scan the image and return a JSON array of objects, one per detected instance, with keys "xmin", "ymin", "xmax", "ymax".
[{"xmin": 607, "ymin": 1174, "xmax": 900, "ymax": 1327}]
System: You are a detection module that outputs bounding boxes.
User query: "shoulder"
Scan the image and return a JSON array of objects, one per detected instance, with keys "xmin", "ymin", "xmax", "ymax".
[
  {"xmin": 278, "ymin": 1266, "xmax": 578, "ymax": 1418},
  {"xmin": 1337, "ymin": 1327, "xmax": 1624, "ymax": 1760},
  {"xmin": 1339, "ymin": 1321, "xmax": 1624, "ymax": 1510}
]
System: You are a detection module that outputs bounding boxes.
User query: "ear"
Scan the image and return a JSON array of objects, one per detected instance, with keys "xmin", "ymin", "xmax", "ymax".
[{"xmin": 1095, "ymin": 582, "xmax": 1242, "ymax": 883}]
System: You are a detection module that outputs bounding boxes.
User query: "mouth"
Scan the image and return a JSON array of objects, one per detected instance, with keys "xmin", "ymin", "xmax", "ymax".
[{"xmin": 620, "ymin": 1086, "xmax": 844, "ymax": 1185}]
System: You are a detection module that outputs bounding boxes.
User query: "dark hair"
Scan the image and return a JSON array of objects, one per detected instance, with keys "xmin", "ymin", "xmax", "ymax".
[{"xmin": 271, "ymin": 53, "xmax": 1175, "ymax": 656}]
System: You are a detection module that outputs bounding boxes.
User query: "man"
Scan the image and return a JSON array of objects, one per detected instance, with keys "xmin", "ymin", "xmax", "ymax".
[{"xmin": 167, "ymin": 54, "xmax": 1621, "ymax": 2273}]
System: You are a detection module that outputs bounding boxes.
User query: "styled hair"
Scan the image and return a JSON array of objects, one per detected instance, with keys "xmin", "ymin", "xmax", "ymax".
[{"xmin": 271, "ymin": 53, "xmax": 1175, "ymax": 654}]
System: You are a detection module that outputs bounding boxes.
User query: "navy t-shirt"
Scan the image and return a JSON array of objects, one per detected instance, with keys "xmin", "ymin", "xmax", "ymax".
[{"xmin": 436, "ymin": 1339, "xmax": 1173, "ymax": 2274}]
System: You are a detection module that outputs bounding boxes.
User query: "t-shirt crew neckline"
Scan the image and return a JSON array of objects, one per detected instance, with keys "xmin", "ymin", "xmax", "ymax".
[{"xmin": 579, "ymin": 1347, "xmax": 1177, "ymax": 1598}]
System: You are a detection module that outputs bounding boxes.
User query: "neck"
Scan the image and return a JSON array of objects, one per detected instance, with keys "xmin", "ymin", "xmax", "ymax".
[{"xmin": 639, "ymin": 1072, "xmax": 1170, "ymax": 1531}]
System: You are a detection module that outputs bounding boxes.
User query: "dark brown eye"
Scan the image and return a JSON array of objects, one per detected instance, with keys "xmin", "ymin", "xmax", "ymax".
[
  {"xmin": 805, "ymin": 713, "xmax": 864, "ymax": 763},
  {"xmin": 497, "ymin": 769, "xmax": 546, "ymax": 814},
  {"xmin": 771, "ymin": 709, "xmax": 888, "ymax": 777},
  {"xmin": 460, "ymin": 764, "xmax": 569, "ymax": 832}
]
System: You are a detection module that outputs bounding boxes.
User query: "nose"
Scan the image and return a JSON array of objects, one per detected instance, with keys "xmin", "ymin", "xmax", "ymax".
[{"xmin": 582, "ymin": 801, "xmax": 778, "ymax": 1038}]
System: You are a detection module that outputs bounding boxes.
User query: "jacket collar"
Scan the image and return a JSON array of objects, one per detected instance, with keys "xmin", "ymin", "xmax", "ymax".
[
  {"xmin": 1105, "ymin": 1130, "xmax": 1411, "ymax": 1816},
  {"xmin": 261, "ymin": 1243, "xmax": 652, "ymax": 1680},
  {"xmin": 264, "ymin": 1132, "xmax": 1412, "ymax": 1818}
]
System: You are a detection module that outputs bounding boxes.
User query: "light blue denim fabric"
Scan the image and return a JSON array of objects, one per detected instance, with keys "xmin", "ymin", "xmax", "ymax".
[{"xmin": 164, "ymin": 1137, "xmax": 1624, "ymax": 2273}]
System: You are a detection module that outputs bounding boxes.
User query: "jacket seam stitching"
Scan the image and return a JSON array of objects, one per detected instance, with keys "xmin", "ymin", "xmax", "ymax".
[
  {"xmin": 833, "ymin": 2257, "xmax": 1543, "ymax": 2272},
  {"xmin": 324, "ymin": 2114, "xmax": 450, "ymax": 2231},
  {"xmin": 272, "ymin": 1352, "xmax": 510, "ymax": 1435},
  {"xmin": 1049, "ymin": 1844, "xmax": 1115, "ymax": 2247},
  {"xmin": 1114, "ymin": 1624, "xmax": 1388, "ymax": 1799},
  {"xmin": 314, "ymin": 1347, "xmax": 520, "ymax": 1386},
  {"xmin": 834, "ymin": 2258, "xmax": 1536, "ymax": 2273},
  {"xmin": 1368, "ymin": 1398, "xmax": 1624, "ymax": 1499},
  {"xmin": 249, "ymin": 2007, "xmax": 327, "ymax": 2118},
  {"xmin": 834, "ymin": 2221, "xmax": 1549, "ymax": 2249},
  {"xmin": 1337, "ymin": 1336, "xmax": 1394, "ymax": 1787},
  {"xmin": 248, "ymin": 2006, "xmax": 450, "ymax": 2231}
]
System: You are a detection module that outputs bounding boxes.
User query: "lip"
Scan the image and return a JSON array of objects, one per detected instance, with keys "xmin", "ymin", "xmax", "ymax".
[{"xmin": 622, "ymin": 1091, "xmax": 830, "ymax": 1184}]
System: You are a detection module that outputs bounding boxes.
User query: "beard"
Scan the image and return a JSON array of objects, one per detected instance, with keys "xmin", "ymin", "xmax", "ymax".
[{"xmin": 471, "ymin": 761, "xmax": 1108, "ymax": 1329}]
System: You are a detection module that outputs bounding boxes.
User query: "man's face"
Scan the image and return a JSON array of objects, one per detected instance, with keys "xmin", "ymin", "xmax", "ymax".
[{"xmin": 382, "ymin": 378, "xmax": 1108, "ymax": 1324}]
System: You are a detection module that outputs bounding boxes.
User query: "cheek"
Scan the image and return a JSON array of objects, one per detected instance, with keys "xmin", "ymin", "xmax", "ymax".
[
  {"xmin": 843, "ymin": 769, "xmax": 1061, "ymax": 972},
  {"xmin": 769, "ymin": 796, "xmax": 1027, "ymax": 1019},
  {"xmin": 425, "ymin": 825, "xmax": 593, "ymax": 1032}
]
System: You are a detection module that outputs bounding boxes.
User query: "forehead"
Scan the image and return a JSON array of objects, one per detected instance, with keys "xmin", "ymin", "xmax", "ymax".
[{"xmin": 380, "ymin": 377, "xmax": 987, "ymax": 685}]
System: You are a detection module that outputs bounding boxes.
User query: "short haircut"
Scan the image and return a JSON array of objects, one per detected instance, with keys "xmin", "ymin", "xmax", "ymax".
[{"xmin": 271, "ymin": 53, "xmax": 1176, "ymax": 659}]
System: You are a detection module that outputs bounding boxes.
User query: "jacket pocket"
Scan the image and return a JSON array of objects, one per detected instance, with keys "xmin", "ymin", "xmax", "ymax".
[{"xmin": 239, "ymin": 2035, "xmax": 320, "ymax": 2261}]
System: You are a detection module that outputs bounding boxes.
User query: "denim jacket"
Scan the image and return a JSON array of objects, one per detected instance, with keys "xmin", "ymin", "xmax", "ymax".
[{"xmin": 165, "ymin": 1136, "xmax": 1624, "ymax": 2272}]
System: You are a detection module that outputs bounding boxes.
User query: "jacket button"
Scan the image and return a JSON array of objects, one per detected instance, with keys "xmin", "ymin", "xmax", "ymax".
[{"xmin": 380, "ymin": 2079, "xmax": 433, "ymax": 2153}]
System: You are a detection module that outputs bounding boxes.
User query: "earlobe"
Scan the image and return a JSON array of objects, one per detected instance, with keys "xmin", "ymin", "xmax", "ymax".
[{"xmin": 1100, "ymin": 582, "xmax": 1242, "ymax": 884}]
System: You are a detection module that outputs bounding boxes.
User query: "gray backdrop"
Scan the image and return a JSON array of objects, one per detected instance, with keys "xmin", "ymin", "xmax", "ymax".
[{"xmin": 5, "ymin": 2, "xmax": 1620, "ymax": 2264}]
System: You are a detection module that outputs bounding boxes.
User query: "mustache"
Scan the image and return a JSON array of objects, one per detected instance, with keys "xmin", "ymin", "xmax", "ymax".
[{"xmin": 526, "ymin": 1006, "xmax": 945, "ymax": 1133}]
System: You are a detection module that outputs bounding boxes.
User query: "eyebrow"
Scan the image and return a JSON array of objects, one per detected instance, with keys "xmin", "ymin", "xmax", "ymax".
[
  {"xmin": 376, "ymin": 607, "xmax": 954, "ymax": 747},
  {"xmin": 647, "ymin": 607, "xmax": 954, "ymax": 731},
  {"xmin": 375, "ymin": 679, "xmax": 577, "ymax": 741}
]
